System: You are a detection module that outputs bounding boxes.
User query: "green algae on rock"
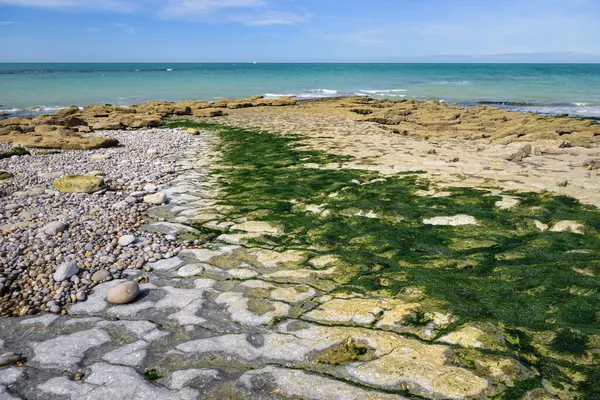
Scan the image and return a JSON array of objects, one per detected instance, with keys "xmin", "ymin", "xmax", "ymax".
[
  {"xmin": 0, "ymin": 146, "xmax": 30, "ymax": 160},
  {"xmin": 53, "ymin": 175, "xmax": 106, "ymax": 193},
  {"xmin": 0, "ymin": 170, "xmax": 14, "ymax": 180},
  {"xmin": 167, "ymin": 120, "xmax": 600, "ymax": 398}
]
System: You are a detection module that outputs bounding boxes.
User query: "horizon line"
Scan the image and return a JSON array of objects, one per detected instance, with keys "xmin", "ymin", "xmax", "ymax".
[{"xmin": 2, "ymin": 61, "xmax": 600, "ymax": 64}]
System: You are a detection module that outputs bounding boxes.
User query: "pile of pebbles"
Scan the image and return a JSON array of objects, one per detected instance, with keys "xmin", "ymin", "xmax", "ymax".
[{"xmin": 0, "ymin": 128, "xmax": 200, "ymax": 316}]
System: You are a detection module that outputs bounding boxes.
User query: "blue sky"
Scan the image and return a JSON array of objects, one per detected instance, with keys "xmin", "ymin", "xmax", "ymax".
[{"xmin": 0, "ymin": 0, "xmax": 598, "ymax": 62}]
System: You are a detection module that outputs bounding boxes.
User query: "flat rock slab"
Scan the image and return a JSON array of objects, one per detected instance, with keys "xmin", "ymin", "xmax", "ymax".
[{"xmin": 422, "ymin": 214, "xmax": 478, "ymax": 226}]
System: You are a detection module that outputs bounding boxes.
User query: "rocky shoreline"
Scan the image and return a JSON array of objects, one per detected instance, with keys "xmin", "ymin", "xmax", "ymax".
[{"xmin": 1, "ymin": 97, "xmax": 600, "ymax": 399}]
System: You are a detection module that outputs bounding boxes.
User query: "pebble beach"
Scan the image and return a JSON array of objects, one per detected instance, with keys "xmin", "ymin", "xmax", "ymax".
[{"xmin": 0, "ymin": 128, "xmax": 200, "ymax": 316}]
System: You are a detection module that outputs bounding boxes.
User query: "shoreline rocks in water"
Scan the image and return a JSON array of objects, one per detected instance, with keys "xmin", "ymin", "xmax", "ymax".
[{"xmin": 0, "ymin": 97, "xmax": 297, "ymax": 151}]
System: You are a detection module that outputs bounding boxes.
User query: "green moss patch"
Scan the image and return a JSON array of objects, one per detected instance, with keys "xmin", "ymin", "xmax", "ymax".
[
  {"xmin": 0, "ymin": 146, "xmax": 30, "ymax": 160},
  {"xmin": 0, "ymin": 170, "xmax": 14, "ymax": 180},
  {"xmin": 142, "ymin": 369, "xmax": 163, "ymax": 382}
]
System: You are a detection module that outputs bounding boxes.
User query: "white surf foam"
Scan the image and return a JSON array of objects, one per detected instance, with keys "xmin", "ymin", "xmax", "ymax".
[
  {"xmin": 307, "ymin": 89, "xmax": 338, "ymax": 94},
  {"xmin": 264, "ymin": 93, "xmax": 297, "ymax": 98},
  {"xmin": 360, "ymin": 89, "xmax": 407, "ymax": 94},
  {"xmin": 295, "ymin": 89, "xmax": 340, "ymax": 99},
  {"xmin": 0, "ymin": 107, "xmax": 21, "ymax": 113}
]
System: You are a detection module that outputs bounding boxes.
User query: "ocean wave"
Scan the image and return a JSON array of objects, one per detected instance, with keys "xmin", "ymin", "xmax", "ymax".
[
  {"xmin": 295, "ymin": 89, "xmax": 341, "ymax": 99},
  {"xmin": 306, "ymin": 89, "xmax": 338, "ymax": 94},
  {"xmin": 0, "ymin": 107, "xmax": 21, "ymax": 113},
  {"xmin": 0, "ymin": 105, "xmax": 69, "ymax": 118},
  {"xmin": 296, "ymin": 93, "xmax": 335, "ymax": 99},
  {"xmin": 478, "ymin": 101, "xmax": 600, "ymax": 118},
  {"xmin": 522, "ymin": 106, "xmax": 600, "ymax": 117},
  {"xmin": 264, "ymin": 93, "xmax": 297, "ymax": 98},
  {"xmin": 264, "ymin": 90, "xmax": 339, "ymax": 99},
  {"xmin": 478, "ymin": 101, "xmax": 537, "ymax": 107},
  {"xmin": 24, "ymin": 105, "xmax": 67, "ymax": 112}
]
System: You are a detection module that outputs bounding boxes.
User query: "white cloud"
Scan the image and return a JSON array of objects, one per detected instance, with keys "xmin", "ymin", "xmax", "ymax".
[
  {"xmin": 0, "ymin": 0, "xmax": 310, "ymax": 27},
  {"xmin": 0, "ymin": 21, "xmax": 16, "ymax": 26},
  {"xmin": 230, "ymin": 10, "xmax": 309, "ymax": 26},
  {"xmin": 0, "ymin": 0, "xmax": 136, "ymax": 13},
  {"xmin": 163, "ymin": 0, "xmax": 266, "ymax": 18}
]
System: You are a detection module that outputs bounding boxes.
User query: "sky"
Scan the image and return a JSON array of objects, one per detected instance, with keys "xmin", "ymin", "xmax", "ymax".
[{"xmin": 0, "ymin": 0, "xmax": 599, "ymax": 62}]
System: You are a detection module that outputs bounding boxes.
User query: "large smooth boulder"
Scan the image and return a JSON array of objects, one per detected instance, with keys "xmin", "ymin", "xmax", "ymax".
[
  {"xmin": 106, "ymin": 281, "xmax": 139, "ymax": 304},
  {"xmin": 53, "ymin": 175, "xmax": 105, "ymax": 193},
  {"xmin": 143, "ymin": 191, "xmax": 167, "ymax": 205}
]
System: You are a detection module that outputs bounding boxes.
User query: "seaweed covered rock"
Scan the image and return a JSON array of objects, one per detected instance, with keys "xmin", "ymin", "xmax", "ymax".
[
  {"xmin": 0, "ymin": 146, "xmax": 30, "ymax": 159},
  {"xmin": 53, "ymin": 175, "xmax": 105, "ymax": 193},
  {"xmin": 0, "ymin": 171, "xmax": 14, "ymax": 180}
]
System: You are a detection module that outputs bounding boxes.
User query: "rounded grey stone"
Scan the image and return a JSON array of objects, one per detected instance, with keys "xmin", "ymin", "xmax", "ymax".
[
  {"xmin": 118, "ymin": 235, "xmax": 136, "ymax": 247},
  {"xmin": 42, "ymin": 221, "xmax": 68, "ymax": 236},
  {"xmin": 106, "ymin": 281, "xmax": 140, "ymax": 305},
  {"xmin": 91, "ymin": 270, "xmax": 110, "ymax": 283},
  {"xmin": 54, "ymin": 261, "xmax": 79, "ymax": 282}
]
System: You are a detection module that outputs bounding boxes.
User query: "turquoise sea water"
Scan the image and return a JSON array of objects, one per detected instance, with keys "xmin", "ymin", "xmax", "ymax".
[{"xmin": 1, "ymin": 63, "xmax": 599, "ymax": 118}]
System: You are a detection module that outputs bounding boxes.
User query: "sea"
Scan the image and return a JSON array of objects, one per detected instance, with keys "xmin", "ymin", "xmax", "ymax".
[{"xmin": 1, "ymin": 63, "xmax": 599, "ymax": 118}]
